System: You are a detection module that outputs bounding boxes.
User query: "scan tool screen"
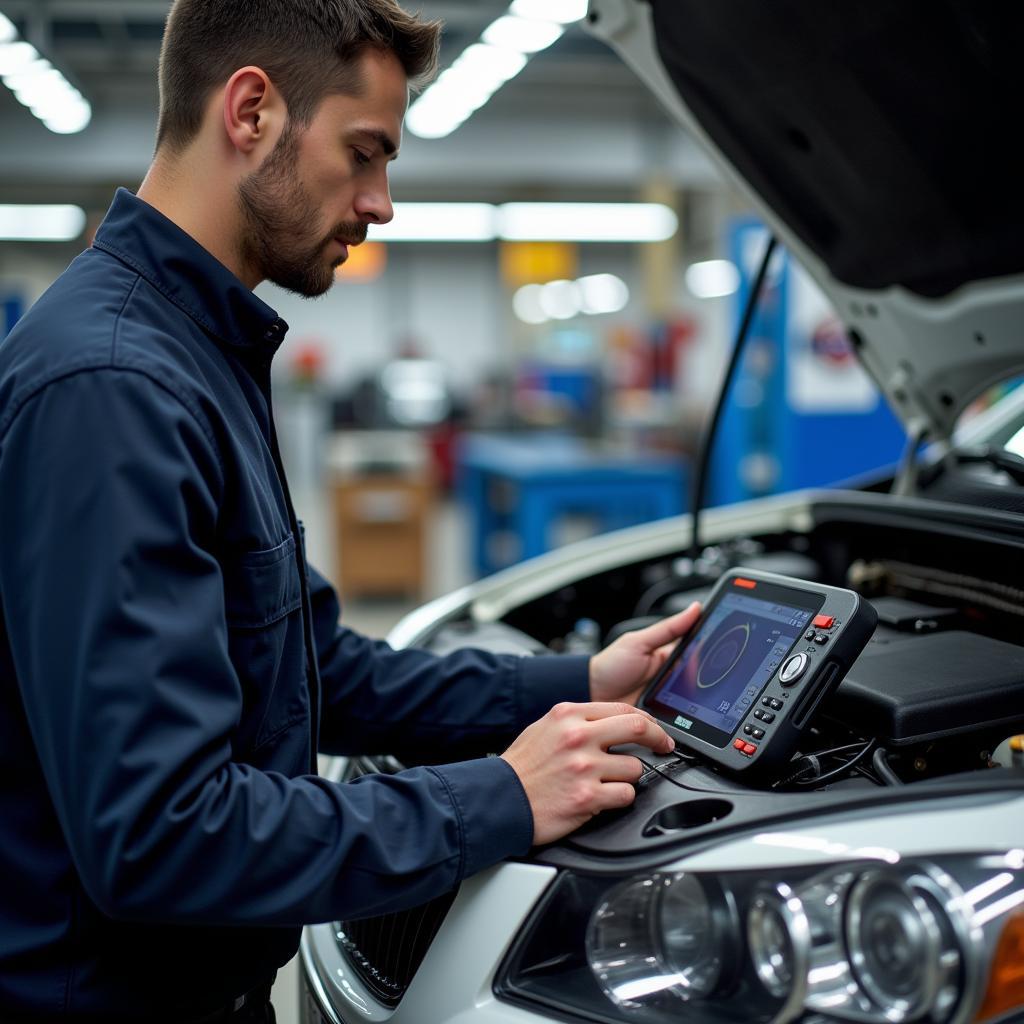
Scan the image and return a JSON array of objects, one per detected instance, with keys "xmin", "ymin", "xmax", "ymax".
[{"xmin": 646, "ymin": 585, "xmax": 822, "ymax": 747}]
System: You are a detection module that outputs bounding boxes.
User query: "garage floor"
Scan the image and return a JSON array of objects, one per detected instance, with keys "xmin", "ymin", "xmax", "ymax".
[{"xmin": 270, "ymin": 488, "xmax": 473, "ymax": 1023}]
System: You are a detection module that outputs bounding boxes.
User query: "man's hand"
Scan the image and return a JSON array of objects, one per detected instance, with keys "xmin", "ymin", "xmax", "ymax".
[
  {"xmin": 501, "ymin": 702, "xmax": 675, "ymax": 845},
  {"xmin": 588, "ymin": 601, "xmax": 702, "ymax": 706}
]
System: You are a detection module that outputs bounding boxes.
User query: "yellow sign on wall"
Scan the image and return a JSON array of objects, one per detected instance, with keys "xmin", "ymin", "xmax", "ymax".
[{"xmin": 500, "ymin": 241, "xmax": 578, "ymax": 288}]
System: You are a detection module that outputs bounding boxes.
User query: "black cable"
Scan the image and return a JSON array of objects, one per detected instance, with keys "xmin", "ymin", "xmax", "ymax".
[
  {"xmin": 689, "ymin": 234, "xmax": 778, "ymax": 562},
  {"xmin": 771, "ymin": 738, "xmax": 875, "ymax": 789},
  {"xmin": 636, "ymin": 754, "xmax": 695, "ymax": 790},
  {"xmin": 791, "ymin": 738, "xmax": 876, "ymax": 787},
  {"xmin": 797, "ymin": 740, "xmax": 865, "ymax": 760},
  {"xmin": 872, "ymin": 746, "xmax": 904, "ymax": 786}
]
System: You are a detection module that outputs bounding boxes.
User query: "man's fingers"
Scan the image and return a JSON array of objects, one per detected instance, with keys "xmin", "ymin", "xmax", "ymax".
[
  {"xmin": 632, "ymin": 601, "xmax": 701, "ymax": 650},
  {"xmin": 591, "ymin": 781, "xmax": 638, "ymax": 812},
  {"xmin": 588, "ymin": 711, "xmax": 674, "ymax": 754},
  {"xmin": 559, "ymin": 700, "xmax": 662, "ymax": 724},
  {"xmin": 597, "ymin": 753, "xmax": 647, "ymax": 783}
]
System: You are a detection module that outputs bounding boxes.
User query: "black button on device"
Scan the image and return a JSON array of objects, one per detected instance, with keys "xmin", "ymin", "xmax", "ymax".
[
  {"xmin": 752, "ymin": 727, "xmax": 765, "ymax": 739},
  {"xmin": 768, "ymin": 697, "xmax": 783, "ymax": 710},
  {"xmin": 814, "ymin": 633, "xmax": 829, "ymax": 645},
  {"xmin": 753, "ymin": 710, "xmax": 764, "ymax": 721},
  {"xmin": 779, "ymin": 652, "xmax": 809, "ymax": 686},
  {"xmin": 760, "ymin": 711, "xmax": 775, "ymax": 723},
  {"xmin": 761, "ymin": 696, "xmax": 771, "ymax": 707},
  {"xmin": 744, "ymin": 724, "xmax": 754, "ymax": 736},
  {"xmin": 804, "ymin": 629, "xmax": 816, "ymax": 640}
]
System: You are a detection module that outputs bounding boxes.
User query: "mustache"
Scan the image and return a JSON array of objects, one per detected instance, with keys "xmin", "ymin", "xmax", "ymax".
[{"xmin": 327, "ymin": 221, "xmax": 369, "ymax": 247}]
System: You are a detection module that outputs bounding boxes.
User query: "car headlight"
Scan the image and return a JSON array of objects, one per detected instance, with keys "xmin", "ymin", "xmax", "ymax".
[{"xmin": 497, "ymin": 852, "xmax": 1024, "ymax": 1024}]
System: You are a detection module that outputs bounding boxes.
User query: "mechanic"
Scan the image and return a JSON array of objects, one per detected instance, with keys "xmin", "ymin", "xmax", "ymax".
[{"xmin": 0, "ymin": 1, "xmax": 700, "ymax": 1021}]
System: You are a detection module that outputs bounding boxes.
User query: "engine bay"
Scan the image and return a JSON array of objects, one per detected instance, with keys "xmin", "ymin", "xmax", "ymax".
[{"xmin": 419, "ymin": 494, "xmax": 1024, "ymax": 802}]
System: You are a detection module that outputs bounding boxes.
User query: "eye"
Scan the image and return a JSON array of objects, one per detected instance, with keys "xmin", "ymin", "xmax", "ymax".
[{"xmin": 353, "ymin": 149, "xmax": 371, "ymax": 166}]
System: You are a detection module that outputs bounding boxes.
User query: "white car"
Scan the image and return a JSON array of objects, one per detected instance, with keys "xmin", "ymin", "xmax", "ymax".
[{"xmin": 301, "ymin": 2, "xmax": 1024, "ymax": 1022}]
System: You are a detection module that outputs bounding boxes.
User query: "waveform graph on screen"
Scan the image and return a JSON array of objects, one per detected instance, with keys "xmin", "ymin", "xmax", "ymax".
[{"xmin": 677, "ymin": 610, "xmax": 765, "ymax": 714}]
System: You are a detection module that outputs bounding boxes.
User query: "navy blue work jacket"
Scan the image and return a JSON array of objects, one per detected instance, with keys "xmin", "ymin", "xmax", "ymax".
[{"xmin": 0, "ymin": 189, "xmax": 590, "ymax": 1021}]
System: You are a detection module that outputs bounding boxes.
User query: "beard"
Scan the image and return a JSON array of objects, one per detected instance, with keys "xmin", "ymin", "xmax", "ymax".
[{"xmin": 236, "ymin": 125, "xmax": 367, "ymax": 298}]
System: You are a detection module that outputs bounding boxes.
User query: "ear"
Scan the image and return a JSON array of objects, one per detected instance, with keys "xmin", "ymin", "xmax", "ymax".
[{"xmin": 222, "ymin": 66, "xmax": 284, "ymax": 156}]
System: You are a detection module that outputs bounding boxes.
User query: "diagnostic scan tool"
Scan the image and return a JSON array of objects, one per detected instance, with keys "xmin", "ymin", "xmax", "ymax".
[{"xmin": 640, "ymin": 569, "xmax": 877, "ymax": 775}]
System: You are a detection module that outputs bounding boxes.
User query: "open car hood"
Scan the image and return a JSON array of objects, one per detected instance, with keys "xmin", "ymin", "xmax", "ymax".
[{"xmin": 587, "ymin": 0, "xmax": 1024, "ymax": 443}]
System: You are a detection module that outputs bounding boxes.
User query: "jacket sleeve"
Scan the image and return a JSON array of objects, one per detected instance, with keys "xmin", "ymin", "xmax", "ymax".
[
  {"xmin": 307, "ymin": 566, "xmax": 591, "ymax": 760},
  {"xmin": 0, "ymin": 368, "xmax": 542, "ymax": 927}
]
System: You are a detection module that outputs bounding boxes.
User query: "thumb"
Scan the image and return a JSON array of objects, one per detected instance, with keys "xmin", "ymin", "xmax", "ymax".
[{"xmin": 633, "ymin": 601, "xmax": 701, "ymax": 651}]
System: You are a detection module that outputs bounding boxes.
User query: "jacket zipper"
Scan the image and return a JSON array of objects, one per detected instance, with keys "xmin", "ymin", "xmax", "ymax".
[{"xmin": 260, "ymin": 359, "xmax": 322, "ymax": 773}]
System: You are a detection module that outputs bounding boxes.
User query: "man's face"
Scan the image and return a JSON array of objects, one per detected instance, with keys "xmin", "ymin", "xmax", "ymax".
[{"xmin": 237, "ymin": 47, "xmax": 407, "ymax": 297}]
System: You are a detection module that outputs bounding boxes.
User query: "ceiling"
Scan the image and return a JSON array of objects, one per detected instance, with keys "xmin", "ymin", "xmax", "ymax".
[{"xmin": 0, "ymin": 1, "xmax": 723, "ymax": 213}]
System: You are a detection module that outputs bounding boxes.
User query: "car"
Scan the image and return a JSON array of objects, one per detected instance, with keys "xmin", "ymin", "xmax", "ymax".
[{"xmin": 300, "ymin": 2, "xmax": 1024, "ymax": 1022}]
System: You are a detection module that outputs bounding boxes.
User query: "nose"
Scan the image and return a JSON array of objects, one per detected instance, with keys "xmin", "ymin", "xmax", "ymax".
[{"xmin": 355, "ymin": 176, "xmax": 394, "ymax": 226}]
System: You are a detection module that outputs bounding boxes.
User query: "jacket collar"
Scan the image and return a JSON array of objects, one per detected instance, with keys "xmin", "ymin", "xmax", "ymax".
[{"xmin": 92, "ymin": 188, "xmax": 289, "ymax": 355}]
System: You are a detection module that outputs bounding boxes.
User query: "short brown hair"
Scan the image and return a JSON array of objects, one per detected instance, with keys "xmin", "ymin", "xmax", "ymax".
[{"xmin": 155, "ymin": 0, "xmax": 441, "ymax": 153}]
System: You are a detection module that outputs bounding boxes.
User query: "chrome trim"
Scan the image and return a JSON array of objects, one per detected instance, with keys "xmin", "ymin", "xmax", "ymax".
[
  {"xmin": 300, "ymin": 923, "xmax": 393, "ymax": 1023},
  {"xmin": 747, "ymin": 882, "xmax": 810, "ymax": 1024},
  {"xmin": 300, "ymin": 929, "xmax": 345, "ymax": 1024}
]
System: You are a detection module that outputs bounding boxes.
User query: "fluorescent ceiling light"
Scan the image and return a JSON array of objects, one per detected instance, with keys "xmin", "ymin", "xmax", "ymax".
[
  {"xmin": 0, "ymin": 29, "xmax": 91, "ymax": 134},
  {"xmin": 579, "ymin": 273, "xmax": 629, "ymax": 314},
  {"xmin": 539, "ymin": 279, "xmax": 582, "ymax": 320},
  {"xmin": 514, "ymin": 273, "xmax": 629, "ymax": 325},
  {"xmin": 513, "ymin": 283, "xmax": 548, "ymax": 324},
  {"xmin": 482, "ymin": 15, "xmax": 564, "ymax": 54},
  {"xmin": 685, "ymin": 259, "xmax": 740, "ymax": 298},
  {"xmin": 0, "ymin": 204, "xmax": 86, "ymax": 241},
  {"xmin": 406, "ymin": 44, "xmax": 526, "ymax": 139},
  {"xmin": 0, "ymin": 39, "xmax": 39, "ymax": 75},
  {"xmin": 455, "ymin": 42, "xmax": 529, "ymax": 83},
  {"xmin": 369, "ymin": 203, "xmax": 496, "ymax": 242},
  {"xmin": 364, "ymin": 204, "xmax": 674, "ymax": 243},
  {"xmin": 510, "ymin": 0, "xmax": 589, "ymax": 23},
  {"xmin": 407, "ymin": 0, "xmax": 570, "ymax": 139},
  {"xmin": 498, "ymin": 202, "xmax": 678, "ymax": 242}
]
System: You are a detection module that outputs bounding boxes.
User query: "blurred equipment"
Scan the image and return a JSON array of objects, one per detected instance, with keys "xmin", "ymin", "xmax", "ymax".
[
  {"xmin": 708, "ymin": 220, "xmax": 906, "ymax": 506},
  {"xmin": 327, "ymin": 432, "xmax": 434, "ymax": 599},
  {"xmin": 337, "ymin": 354, "xmax": 453, "ymax": 430},
  {"xmin": 457, "ymin": 432, "xmax": 686, "ymax": 576}
]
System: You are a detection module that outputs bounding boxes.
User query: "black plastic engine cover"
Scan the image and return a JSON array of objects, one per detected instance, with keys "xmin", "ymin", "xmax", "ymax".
[{"xmin": 827, "ymin": 630, "xmax": 1024, "ymax": 745}]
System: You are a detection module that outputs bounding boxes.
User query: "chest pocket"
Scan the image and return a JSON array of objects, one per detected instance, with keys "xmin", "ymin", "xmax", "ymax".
[
  {"xmin": 222, "ymin": 535, "xmax": 309, "ymax": 757},
  {"xmin": 224, "ymin": 535, "xmax": 302, "ymax": 627}
]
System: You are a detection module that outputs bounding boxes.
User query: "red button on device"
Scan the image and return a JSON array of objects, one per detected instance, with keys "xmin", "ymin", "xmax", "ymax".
[
  {"xmin": 813, "ymin": 614, "xmax": 835, "ymax": 629},
  {"xmin": 733, "ymin": 738, "xmax": 746, "ymax": 751},
  {"xmin": 742, "ymin": 742, "xmax": 757, "ymax": 756}
]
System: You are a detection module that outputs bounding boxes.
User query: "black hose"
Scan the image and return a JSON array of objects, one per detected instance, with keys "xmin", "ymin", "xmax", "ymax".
[
  {"xmin": 689, "ymin": 234, "xmax": 778, "ymax": 562},
  {"xmin": 872, "ymin": 746, "xmax": 904, "ymax": 786}
]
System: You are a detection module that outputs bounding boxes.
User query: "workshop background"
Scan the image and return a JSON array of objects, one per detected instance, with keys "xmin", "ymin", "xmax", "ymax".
[{"xmin": 0, "ymin": 1, "xmax": 908, "ymax": 1019}]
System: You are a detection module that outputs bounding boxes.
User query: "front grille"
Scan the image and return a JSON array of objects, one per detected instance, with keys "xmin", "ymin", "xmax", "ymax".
[
  {"xmin": 334, "ymin": 756, "xmax": 459, "ymax": 1005},
  {"xmin": 334, "ymin": 888, "xmax": 458, "ymax": 1005}
]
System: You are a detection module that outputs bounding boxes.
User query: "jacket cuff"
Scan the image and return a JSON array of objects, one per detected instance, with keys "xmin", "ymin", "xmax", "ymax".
[
  {"xmin": 516, "ymin": 654, "xmax": 590, "ymax": 729},
  {"xmin": 428, "ymin": 756, "xmax": 534, "ymax": 877}
]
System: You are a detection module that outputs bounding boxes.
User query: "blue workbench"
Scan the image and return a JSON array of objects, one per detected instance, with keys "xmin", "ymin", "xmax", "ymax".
[{"xmin": 457, "ymin": 433, "xmax": 687, "ymax": 577}]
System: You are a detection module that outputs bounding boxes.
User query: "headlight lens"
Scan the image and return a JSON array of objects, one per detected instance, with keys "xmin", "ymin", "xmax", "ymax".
[
  {"xmin": 587, "ymin": 873, "xmax": 733, "ymax": 1009},
  {"xmin": 747, "ymin": 884, "xmax": 808, "ymax": 1005},
  {"xmin": 497, "ymin": 853, "xmax": 1024, "ymax": 1024},
  {"xmin": 844, "ymin": 868, "xmax": 960, "ymax": 1020}
]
